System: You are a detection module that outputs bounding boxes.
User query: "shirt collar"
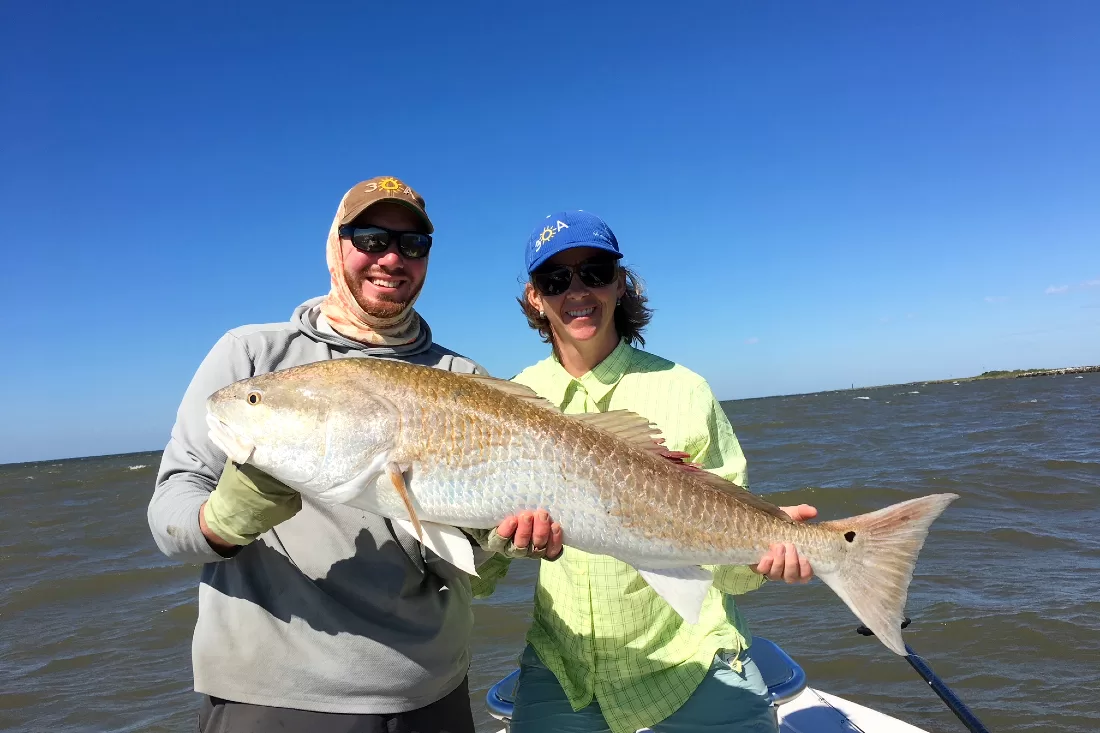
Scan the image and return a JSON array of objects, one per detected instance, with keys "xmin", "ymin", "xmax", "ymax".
[
  {"xmin": 580, "ymin": 339, "xmax": 634, "ymax": 404},
  {"xmin": 536, "ymin": 339, "xmax": 635, "ymax": 408}
]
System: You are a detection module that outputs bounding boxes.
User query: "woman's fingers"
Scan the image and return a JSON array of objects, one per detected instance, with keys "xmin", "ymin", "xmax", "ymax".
[
  {"xmin": 530, "ymin": 510, "xmax": 551, "ymax": 551},
  {"xmin": 782, "ymin": 543, "xmax": 799, "ymax": 582},
  {"xmin": 547, "ymin": 522, "xmax": 564, "ymax": 560},
  {"xmin": 495, "ymin": 515, "xmax": 518, "ymax": 539},
  {"xmin": 512, "ymin": 511, "xmax": 534, "ymax": 549}
]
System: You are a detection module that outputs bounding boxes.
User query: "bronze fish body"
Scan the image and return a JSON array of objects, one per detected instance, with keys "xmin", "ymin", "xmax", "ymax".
[{"xmin": 206, "ymin": 357, "xmax": 957, "ymax": 655}]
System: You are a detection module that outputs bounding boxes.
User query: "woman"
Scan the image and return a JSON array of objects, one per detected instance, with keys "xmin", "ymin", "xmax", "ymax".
[{"xmin": 480, "ymin": 211, "xmax": 817, "ymax": 733}]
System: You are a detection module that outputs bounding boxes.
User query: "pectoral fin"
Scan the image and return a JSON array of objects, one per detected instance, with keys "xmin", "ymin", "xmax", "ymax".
[
  {"xmin": 636, "ymin": 566, "xmax": 714, "ymax": 624},
  {"xmin": 393, "ymin": 518, "xmax": 479, "ymax": 576},
  {"xmin": 387, "ymin": 462, "xmax": 423, "ymax": 541}
]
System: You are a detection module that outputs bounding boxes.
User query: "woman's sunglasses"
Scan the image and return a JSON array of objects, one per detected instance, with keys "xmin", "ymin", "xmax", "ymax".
[
  {"xmin": 339, "ymin": 226, "xmax": 433, "ymax": 260},
  {"xmin": 531, "ymin": 257, "xmax": 619, "ymax": 297}
]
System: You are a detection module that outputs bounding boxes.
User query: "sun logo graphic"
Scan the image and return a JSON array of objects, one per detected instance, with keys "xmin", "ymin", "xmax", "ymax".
[
  {"xmin": 534, "ymin": 220, "xmax": 570, "ymax": 252},
  {"xmin": 362, "ymin": 177, "xmax": 417, "ymax": 198}
]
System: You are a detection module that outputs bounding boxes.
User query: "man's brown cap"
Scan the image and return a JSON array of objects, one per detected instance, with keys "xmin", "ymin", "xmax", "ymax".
[{"xmin": 340, "ymin": 176, "xmax": 434, "ymax": 233}]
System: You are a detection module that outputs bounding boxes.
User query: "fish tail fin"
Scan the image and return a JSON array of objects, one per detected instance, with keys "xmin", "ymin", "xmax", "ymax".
[{"xmin": 815, "ymin": 493, "xmax": 958, "ymax": 655}]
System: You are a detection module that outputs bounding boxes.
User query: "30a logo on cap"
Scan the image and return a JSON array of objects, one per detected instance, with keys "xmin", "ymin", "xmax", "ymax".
[
  {"xmin": 534, "ymin": 220, "xmax": 570, "ymax": 252},
  {"xmin": 363, "ymin": 177, "xmax": 417, "ymax": 198}
]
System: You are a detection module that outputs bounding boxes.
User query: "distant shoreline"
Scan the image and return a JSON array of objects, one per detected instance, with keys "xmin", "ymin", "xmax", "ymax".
[
  {"xmin": 901, "ymin": 364, "xmax": 1100, "ymax": 386},
  {"xmin": 726, "ymin": 365, "xmax": 1100, "ymax": 404}
]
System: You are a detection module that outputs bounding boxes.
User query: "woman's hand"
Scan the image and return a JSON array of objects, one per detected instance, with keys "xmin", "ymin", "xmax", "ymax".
[
  {"xmin": 494, "ymin": 510, "xmax": 564, "ymax": 560},
  {"xmin": 752, "ymin": 504, "xmax": 818, "ymax": 583}
]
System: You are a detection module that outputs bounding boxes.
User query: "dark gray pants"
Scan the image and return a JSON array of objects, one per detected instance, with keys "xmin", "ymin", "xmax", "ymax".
[{"xmin": 198, "ymin": 677, "xmax": 476, "ymax": 733}]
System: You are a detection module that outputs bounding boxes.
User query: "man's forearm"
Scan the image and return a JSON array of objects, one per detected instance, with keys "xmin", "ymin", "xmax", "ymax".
[
  {"xmin": 198, "ymin": 501, "xmax": 240, "ymax": 556},
  {"xmin": 148, "ymin": 474, "xmax": 235, "ymax": 564}
]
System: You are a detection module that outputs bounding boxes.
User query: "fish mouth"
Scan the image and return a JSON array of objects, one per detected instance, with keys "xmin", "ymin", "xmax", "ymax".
[{"xmin": 206, "ymin": 413, "xmax": 256, "ymax": 465}]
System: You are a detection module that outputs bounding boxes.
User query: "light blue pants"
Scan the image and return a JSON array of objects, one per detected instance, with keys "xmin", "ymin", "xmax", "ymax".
[{"xmin": 509, "ymin": 644, "xmax": 779, "ymax": 733}]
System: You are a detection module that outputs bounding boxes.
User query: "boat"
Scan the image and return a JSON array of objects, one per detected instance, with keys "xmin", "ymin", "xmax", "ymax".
[{"xmin": 486, "ymin": 637, "xmax": 929, "ymax": 732}]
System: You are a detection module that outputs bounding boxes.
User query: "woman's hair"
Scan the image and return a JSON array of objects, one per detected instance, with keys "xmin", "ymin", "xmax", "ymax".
[{"xmin": 517, "ymin": 264, "xmax": 653, "ymax": 350}]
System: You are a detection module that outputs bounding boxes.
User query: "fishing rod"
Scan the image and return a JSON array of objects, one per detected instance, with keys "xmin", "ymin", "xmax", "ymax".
[{"xmin": 856, "ymin": 618, "xmax": 992, "ymax": 733}]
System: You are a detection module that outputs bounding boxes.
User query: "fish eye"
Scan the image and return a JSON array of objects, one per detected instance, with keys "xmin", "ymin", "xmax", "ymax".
[{"xmin": 246, "ymin": 391, "xmax": 262, "ymax": 405}]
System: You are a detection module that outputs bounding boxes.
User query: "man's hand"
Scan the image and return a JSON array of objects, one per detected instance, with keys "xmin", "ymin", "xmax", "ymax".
[
  {"xmin": 200, "ymin": 461, "xmax": 302, "ymax": 553},
  {"xmin": 490, "ymin": 510, "xmax": 564, "ymax": 560},
  {"xmin": 752, "ymin": 504, "xmax": 818, "ymax": 583}
]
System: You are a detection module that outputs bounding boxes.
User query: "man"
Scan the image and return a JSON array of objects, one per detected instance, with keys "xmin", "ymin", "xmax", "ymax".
[{"xmin": 149, "ymin": 177, "xmax": 562, "ymax": 733}]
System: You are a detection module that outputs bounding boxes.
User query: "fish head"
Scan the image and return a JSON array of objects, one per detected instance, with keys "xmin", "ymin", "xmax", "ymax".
[{"xmin": 205, "ymin": 363, "xmax": 397, "ymax": 492}]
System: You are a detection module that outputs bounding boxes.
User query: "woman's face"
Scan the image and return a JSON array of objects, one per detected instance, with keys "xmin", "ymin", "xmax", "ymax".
[{"xmin": 526, "ymin": 246, "xmax": 626, "ymax": 349}]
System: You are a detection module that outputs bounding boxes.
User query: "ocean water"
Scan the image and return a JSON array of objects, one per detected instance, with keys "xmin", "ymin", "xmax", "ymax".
[{"xmin": 2, "ymin": 374, "xmax": 1098, "ymax": 732}]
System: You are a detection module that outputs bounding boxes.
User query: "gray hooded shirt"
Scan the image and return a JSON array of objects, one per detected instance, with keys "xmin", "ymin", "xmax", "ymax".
[{"xmin": 148, "ymin": 298, "xmax": 486, "ymax": 713}]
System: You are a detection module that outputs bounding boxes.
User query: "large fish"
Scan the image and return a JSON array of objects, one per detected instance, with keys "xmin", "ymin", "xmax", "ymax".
[{"xmin": 206, "ymin": 358, "xmax": 957, "ymax": 655}]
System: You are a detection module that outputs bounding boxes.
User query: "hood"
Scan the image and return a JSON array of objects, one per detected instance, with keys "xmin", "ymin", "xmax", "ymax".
[
  {"xmin": 318, "ymin": 183, "xmax": 424, "ymax": 346},
  {"xmin": 294, "ymin": 297, "xmax": 434, "ymax": 357}
]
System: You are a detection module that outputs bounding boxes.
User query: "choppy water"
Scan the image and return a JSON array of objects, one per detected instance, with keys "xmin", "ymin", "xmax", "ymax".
[{"xmin": 2, "ymin": 374, "xmax": 1099, "ymax": 732}]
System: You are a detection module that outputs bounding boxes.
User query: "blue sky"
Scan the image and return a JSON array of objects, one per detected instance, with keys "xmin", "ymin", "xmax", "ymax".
[{"xmin": 2, "ymin": 1, "xmax": 1098, "ymax": 464}]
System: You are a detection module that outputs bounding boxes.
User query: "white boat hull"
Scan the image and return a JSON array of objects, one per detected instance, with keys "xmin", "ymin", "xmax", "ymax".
[
  {"xmin": 776, "ymin": 687, "xmax": 929, "ymax": 732},
  {"xmin": 493, "ymin": 688, "xmax": 929, "ymax": 733}
]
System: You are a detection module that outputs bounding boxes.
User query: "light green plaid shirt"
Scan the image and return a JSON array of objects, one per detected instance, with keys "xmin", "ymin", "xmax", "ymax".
[{"xmin": 472, "ymin": 340, "xmax": 765, "ymax": 733}]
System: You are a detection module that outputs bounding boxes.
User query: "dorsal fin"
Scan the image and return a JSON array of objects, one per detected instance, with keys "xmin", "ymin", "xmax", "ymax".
[
  {"xmin": 462, "ymin": 378, "xmax": 794, "ymax": 523},
  {"xmin": 662, "ymin": 450, "xmax": 694, "ymax": 465},
  {"xmin": 570, "ymin": 410, "xmax": 673, "ymax": 457},
  {"xmin": 465, "ymin": 374, "xmax": 560, "ymax": 411},
  {"xmin": 571, "ymin": 409, "xmax": 657, "ymax": 435},
  {"xmin": 572, "ymin": 410, "xmax": 794, "ymax": 522},
  {"xmin": 569, "ymin": 411, "xmax": 710, "ymax": 467},
  {"xmin": 691, "ymin": 471, "xmax": 795, "ymax": 522}
]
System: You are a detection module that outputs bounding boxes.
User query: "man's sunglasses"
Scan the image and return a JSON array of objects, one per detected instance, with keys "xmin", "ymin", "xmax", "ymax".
[
  {"xmin": 531, "ymin": 257, "xmax": 619, "ymax": 297},
  {"xmin": 339, "ymin": 226, "xmax": 433, "ymax": 260}
]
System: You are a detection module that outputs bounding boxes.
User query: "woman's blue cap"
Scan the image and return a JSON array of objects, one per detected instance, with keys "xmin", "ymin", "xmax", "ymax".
[{"xmin": 524, "ymin": 210, "xmax": 622, "ymax": 274}]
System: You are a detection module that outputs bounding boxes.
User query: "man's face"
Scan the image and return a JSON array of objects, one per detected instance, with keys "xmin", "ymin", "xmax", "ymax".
[{"xmin": 340, "ymin": 202, "xmax": 429, "ymax": 319}]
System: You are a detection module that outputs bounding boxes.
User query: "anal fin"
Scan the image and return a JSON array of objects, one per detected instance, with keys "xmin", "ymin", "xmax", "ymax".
[
  {"xmin": 393, "ymin": 518, "xmax": 479, "ymax": 576},
  {"xmin": 636, "ymin": 566, "xmax": 713, "ymax": 624}
]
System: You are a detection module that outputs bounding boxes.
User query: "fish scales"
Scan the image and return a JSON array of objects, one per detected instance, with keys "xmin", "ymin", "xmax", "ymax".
[
  {"xmin": 206, "ymin": 357, "xmax": 959, "ymax": 655},
  {"xmin": 368, "ymin": 363, "xmax": 816, "ymax": 566},
  {"xmin": 379, "ymin": 362, "xmax": 898, "ymax": 569}
]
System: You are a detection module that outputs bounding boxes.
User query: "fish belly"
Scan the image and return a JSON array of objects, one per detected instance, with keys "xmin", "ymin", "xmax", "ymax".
[{"xmin": 403, "ymin": 459, "xmax": 776, "ymax": 569}]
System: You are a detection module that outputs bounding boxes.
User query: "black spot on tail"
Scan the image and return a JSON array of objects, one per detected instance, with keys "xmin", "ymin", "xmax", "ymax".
[{"xmin": 844, "ymin": 531, "xmax": 856, "ymax": 542}]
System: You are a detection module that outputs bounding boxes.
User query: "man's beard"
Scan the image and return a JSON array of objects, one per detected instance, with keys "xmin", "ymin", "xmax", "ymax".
[{"xmin": 345, "ymin": 267, "xmax": 424, "ymax": 320}]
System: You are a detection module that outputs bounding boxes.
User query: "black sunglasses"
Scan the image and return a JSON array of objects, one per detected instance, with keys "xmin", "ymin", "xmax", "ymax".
[
  {"xmin": 339, "ymin": 226, "xmax": 433, "ymax": 260},
  {"xmin": 531, "ymin": 257, "xmax": 619, "ymax": 296}
]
